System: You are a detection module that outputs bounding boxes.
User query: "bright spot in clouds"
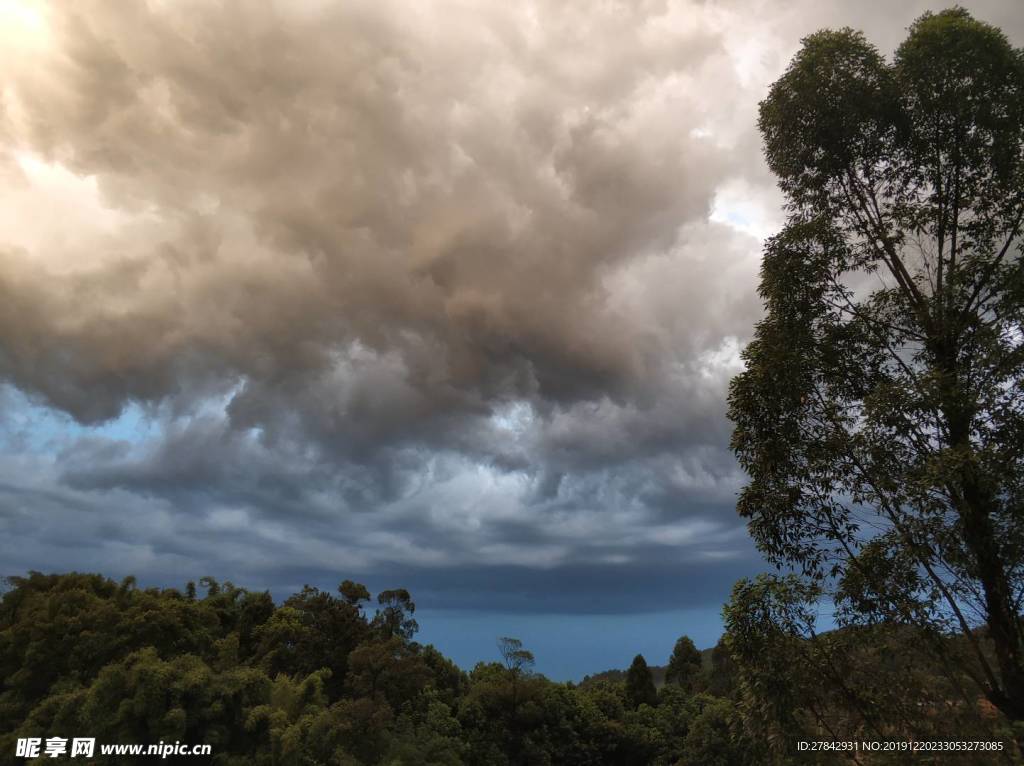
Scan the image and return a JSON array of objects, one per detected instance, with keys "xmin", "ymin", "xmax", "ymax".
[
  {"xmin": 709, "ymin": 178, "xmax": 785, "ymax": 242},
  {"xmin": 0, "ymin": 0, "xmax": 47, "ymax": 47}
]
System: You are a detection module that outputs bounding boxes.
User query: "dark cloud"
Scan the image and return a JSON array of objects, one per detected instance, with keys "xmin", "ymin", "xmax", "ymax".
[
  {"xmin": 0, "ymin": 0, "xmax": 1019, "ymax": 618},
  {"xmin": 0, "ymin": 0, "xmax": 746, "ymax": 423}
]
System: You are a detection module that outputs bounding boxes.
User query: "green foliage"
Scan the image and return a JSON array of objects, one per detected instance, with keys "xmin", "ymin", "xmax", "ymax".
[
  {"xmin": 496, "ymin": 637, "xmax": 534, "ymax": 676},
  {"xmin": 730, "ymin": 6, "xmax": 1024, "ymax": 732},
  {"xmin": 0, "ymin": 572, "xmax": 762, "ymax": 765},
  {"xmin": 706, "ymin": 639, "xmax": 737, "ymax": 699},
  {"xmin": 625, "ymin": 654, "xmax": 658, "ymax": 710},
  {"xmin": 665, "ymin": 635, "xmax": 702, "ymax": 691},
  {"xmin": 723, "ymin": 575, "xmax": 824, "ymax": 756},
  {"xmin": 373, "ymin": 590, "xmax": 418, "ymax": 641},
  {"xmin": 723, "ymin": 576, "xmax": 1024, "ymax": 761},
  {"xmin": 339, "ymin": 581, "xmax": 371, "ymax": 608},
  {"xmin": 253, "ymin": 585, "xmax": 370, "ymax": 700},
  {"xmin": 0, "ymin": 573, "xmax": 464, "ymax": 765},
  {"xmin": 678, "ymin": 695, "xmax": 758, "ymax": 766}
]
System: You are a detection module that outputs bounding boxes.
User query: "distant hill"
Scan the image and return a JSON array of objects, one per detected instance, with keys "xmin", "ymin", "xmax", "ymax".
[{"xmin": 578, "ymin": 646, "xmax": 714, "ymax": 689}]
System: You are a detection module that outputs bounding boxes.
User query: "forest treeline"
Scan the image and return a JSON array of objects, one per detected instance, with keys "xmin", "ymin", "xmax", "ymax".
[
  {"xmin": 0, "ymin": 572, "xmax": 751, "ymax": 765},
  {"xmin": 0, "ymin": 571, "xmax": 1018, "ymax": 765}
]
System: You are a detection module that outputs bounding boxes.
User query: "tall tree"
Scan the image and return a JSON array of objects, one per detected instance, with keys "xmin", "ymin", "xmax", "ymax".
[
  {"xmin": 729, "ymin": 8, "xmax": 1024, "ymax": 723},
  {"xmin": 373, "ymin": 588, "xmax": 419, "ymax": 641},
  {"xmin": 665, "ymin": 635, "xmax": 702, "ymax": 691},
  {"xmin": 496, "ymin": 636, "xmax": 534, "ymax": 720},
  {"xmin": 624, "ymin": 654, "xmax": 658, "ymax": 709},
  {"xmin": 497, "ymin": 637, "xmax": 535, "ymax": 677}
]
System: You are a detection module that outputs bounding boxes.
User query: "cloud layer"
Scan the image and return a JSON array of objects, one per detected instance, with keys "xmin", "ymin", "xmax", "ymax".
[{"xmin": 0, "ymin": 0, "xmax": 1020, "ymax": 618}]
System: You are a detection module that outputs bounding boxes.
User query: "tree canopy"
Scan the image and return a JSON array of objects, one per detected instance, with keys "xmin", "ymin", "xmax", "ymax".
[
  {"xmin": 729, "ymin": 4, "xmax": 1024, "ymax": 731},
  {"xmin": 624, "ymin": 654, "xmax": 659, "ymax": 710},
  {"xmin": 665, "ymin": 635, "xmax": 703, "ymax": 691},
  {"xmin": 0, "ymin": 572, "xmax": 757, "ymax": 765}
]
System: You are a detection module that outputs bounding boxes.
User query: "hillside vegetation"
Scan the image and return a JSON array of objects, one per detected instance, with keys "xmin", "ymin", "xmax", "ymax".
[
  {"xmin": 3, "ymin": 572, "xmax": 1018, "ymax": 765},
  {"xmin": 0, "ymin": 572, "xmax": 753, "ymax": 766}
]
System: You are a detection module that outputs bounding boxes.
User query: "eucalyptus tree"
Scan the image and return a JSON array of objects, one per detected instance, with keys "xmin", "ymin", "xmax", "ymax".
[{"xmin": 729, "ymin": 9, "xmax": 1024, "ymax": 722}]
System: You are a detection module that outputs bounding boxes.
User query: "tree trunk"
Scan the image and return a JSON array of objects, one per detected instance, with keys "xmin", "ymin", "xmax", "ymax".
[
  {"xmin": 959, "ymin": 472, "xmax": 1024, "ymax": 721},
  {"xmin": 942, "ymin": 377, "xmax": 1024, "ymax": 722}
]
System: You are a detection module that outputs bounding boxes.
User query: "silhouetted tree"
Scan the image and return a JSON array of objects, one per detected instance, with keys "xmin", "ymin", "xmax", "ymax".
[
  {"xmin": 374, "ymin": 588, "xmax": 419, "ymax": 640},
  {"xmin": 665, "ymin": 635, "xmax": 702, "ymax": 691},
  {"xmin": 729, "ymin": 7, "xmax": 1024, "ymax": 726},
  {"xmin": 497, "ymin": 636, "xmax": 535, "ymax": 676},
  {"xmin": 624, "ymin": 654, "xmax": 657, "ymax": 709},
  {"xmin": 339, "ymin": 579, "xmax": 371, "ymax": 609}
]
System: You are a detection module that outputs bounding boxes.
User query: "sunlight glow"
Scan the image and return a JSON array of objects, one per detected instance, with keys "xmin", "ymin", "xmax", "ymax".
[{"xmin": 0, "ymin": 0, "xmax": 49, "ymax": 49}]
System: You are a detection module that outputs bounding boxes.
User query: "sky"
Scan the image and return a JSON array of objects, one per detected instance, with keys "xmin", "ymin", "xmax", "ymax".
[{"xmin": 0, "ymin": 0, "xmax": 1021, "ymax": 681}]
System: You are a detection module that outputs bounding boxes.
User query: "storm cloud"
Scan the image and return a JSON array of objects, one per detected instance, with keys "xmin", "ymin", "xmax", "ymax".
[{"xmin": 1, "ymin": 0, "xmax": 1021, "ymax": 658}]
